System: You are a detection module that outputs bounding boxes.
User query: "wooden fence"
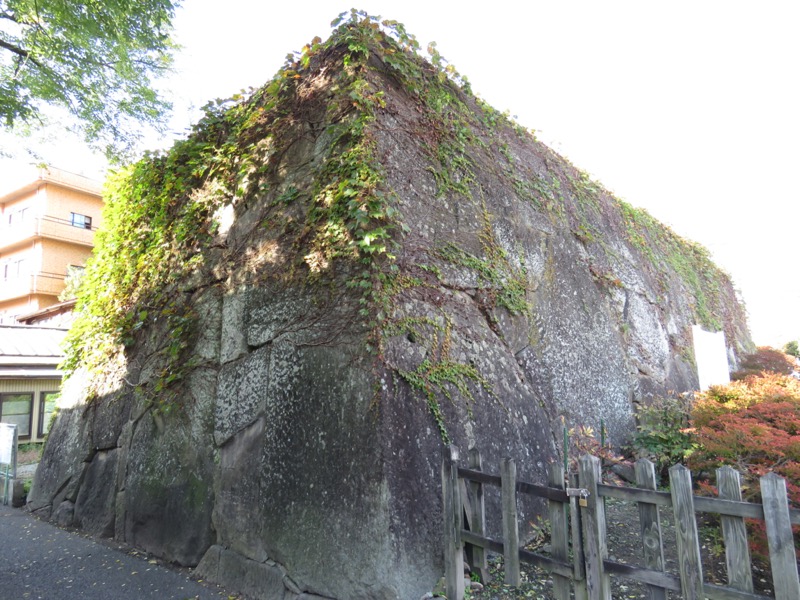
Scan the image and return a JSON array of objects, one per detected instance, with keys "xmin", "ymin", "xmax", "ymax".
[{"xmin": 442, "ymin": 447, "xmax": 800, "ymax": 600}]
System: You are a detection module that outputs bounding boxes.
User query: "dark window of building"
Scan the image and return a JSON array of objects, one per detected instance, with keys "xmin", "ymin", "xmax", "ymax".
[
  {"xmin": 0, "ymin": 393, "xmax": 33, "ymax": 439},
  {"xmin": 38, "ymin": 392, "xmax": 59, "ymax": 437},
  {"xmin": 69, "ymin": 213, "xmax": 92, "ymax": 230}
]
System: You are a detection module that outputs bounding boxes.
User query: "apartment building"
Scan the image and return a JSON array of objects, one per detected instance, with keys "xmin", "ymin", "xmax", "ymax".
[
  {"xmin": 0, "ymin": 167, "xmax": 103, "ymax": 324},
  {"xmin": 0, "ymin": 167, "xmax": 103, "ymax": 442}
]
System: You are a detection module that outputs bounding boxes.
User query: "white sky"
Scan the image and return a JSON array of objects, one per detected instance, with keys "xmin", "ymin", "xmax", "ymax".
[{"xmin": 2, "ymin": 1, "xmax": 798, "ymax": 347}]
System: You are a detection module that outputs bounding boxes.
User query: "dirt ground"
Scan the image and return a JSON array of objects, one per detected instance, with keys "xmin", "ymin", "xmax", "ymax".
[
  {"xmin": 469, "ymin": 497, "xmax": 670, "ymax": 600},
  {"xmin": 469, "ymin": 490, "xmax": 776, "ymax": 599},
  {"xmin": 16, "ymin": 443, "xmax": 42, "ymax": 465}
]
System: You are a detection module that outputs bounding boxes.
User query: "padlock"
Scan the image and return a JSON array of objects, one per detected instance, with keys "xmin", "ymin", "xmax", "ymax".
[{"xmin": 566, "ymin": 487, "xmax": 590, "ymax": 507}]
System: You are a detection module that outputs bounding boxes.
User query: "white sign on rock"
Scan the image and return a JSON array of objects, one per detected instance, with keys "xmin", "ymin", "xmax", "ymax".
[
  {"xmin": 692, "ymin": 325, "xmax": 731, "ymax": 390},
  {"xmin": 0, "ymin": 423, "xmax": 16, "ymax": 466},
  {"xmin": 1, "ymin": 423, "xmax": 17, "ymax": 505}
]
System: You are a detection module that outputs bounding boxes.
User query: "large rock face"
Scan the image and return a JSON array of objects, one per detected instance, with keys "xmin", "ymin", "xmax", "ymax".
[{"xmin": 29, "ymin": 14, "xmax": 752, "ymax": 600}]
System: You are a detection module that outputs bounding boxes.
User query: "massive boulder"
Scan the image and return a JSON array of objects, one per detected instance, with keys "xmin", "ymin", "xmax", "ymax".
[{"xmin": 29, "ymin": 13, "xmax": 751, "ymax": 600}]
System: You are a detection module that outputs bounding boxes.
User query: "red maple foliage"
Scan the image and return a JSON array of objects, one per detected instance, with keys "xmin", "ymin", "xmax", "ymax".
[
  {"xmin": 689, "ymin": 373, "xmax": 800, "ymax": 559},
  {"xmin": 730, "ymin": 346, "xmax": 797, "ymax": 380}
]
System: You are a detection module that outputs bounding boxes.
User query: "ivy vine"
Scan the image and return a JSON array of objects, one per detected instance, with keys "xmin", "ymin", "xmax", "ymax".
[{"xmin": 62, "ymin": 8, "xmax": 732, "ymax": 438}]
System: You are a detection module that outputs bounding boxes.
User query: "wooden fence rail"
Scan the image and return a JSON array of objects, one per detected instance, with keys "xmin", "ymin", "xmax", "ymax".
[{"xmin": 442, "ymin": 447, "xmax": 800, "ymax": 600}]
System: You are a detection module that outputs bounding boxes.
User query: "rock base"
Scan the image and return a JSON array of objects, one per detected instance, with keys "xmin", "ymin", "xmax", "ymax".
[{"xmin": 195, "ymin": 545, "xmax": 332, "ymax": 600}]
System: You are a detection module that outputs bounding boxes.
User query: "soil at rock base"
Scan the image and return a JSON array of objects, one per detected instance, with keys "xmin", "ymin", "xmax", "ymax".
[
  {"xmin": 469, "ymin": 481, "xmax": 777, "ymax": 599},
  {"xmin": 16, "ymin": 445, "xmax": 42, "ymax": 465}
]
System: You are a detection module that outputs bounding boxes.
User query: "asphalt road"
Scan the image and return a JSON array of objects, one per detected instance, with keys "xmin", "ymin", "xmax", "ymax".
[{"xmin": 0, "ymin": 503, "xmax": 235, "ymax": 600}]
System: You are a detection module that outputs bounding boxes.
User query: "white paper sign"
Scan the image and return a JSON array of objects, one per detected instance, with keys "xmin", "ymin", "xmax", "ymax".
[
  {"xmin": 692, "ymin": 325, "xmax": 731, "ymax": 390},
  {"xmin": 0, "ymin": 423, "xmax": 16, "ymax": 465}
]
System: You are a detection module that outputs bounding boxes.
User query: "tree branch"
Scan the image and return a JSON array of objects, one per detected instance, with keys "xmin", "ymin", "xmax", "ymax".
[
  {"xmin": 1, "ymin": 9, "xmax": 37, "ymax": 26},
  {"xmin": 0, "ymin": 38, "xmax": 41, "ymax": 67}
]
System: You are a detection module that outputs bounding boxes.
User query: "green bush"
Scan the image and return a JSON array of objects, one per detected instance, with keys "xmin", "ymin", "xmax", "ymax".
[{"xmin": 630, "ymin": 395, "xmax": 698, "ymax": 480}]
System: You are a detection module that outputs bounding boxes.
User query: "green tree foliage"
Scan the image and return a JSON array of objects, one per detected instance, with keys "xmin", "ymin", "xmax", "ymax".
[
  {"xmin": 0, "ymin": 0, "xmax": 179, "ymax": 158},
  {"xmin": 784, "ymin": 340, "xmax": 799, "ymax": 358}
]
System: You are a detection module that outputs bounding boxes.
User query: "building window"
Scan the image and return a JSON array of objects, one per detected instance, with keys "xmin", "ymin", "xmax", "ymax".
[
  {"xmin": 7, "ymin": 206, "xmax": 28, "ymax": 226},
  {"xmin": 39, "ymin": 392, "xmax": 59, "ymax": 437},
  {"xmin": 69, "ymin": 212, "xmax": 92, "ymax": 230},
  {"xmin": 0, "ymin": 393, "xmax": 33, "ymax": 439},
  {"xmin": 0, "ymin": 311, "xmax": 20, "ymax": 325},
  {"xmin": 2, "ymin": 258, "xmax": 26, "ymax": 280}
]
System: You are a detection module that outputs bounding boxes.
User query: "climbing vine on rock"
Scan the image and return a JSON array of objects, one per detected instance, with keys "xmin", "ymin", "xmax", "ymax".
[
  {"xmin": 62, "ymin": 8, "xmax": 740, "ymax": 438},
  {"xmin": 387, "ymin": 314, "xmax": 495, "ymax": 444},
  {"xmin": 616, "ymin": 200, "xmax": 724, "ymax": 330},
  {"xmin": 62, "ymin": 12, "xmax": 393, "ymax": 399},
  {"xmin": 61, "ymin": 10, "xmax": 480, "ymax": 411}
]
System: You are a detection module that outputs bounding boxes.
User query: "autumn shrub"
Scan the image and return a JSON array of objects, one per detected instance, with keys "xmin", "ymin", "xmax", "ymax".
[
  {"xmin": 688, "ymin": 372, "xmax": 800, "ymax": 559},
  {"xmin": 566, "ymin": 424, "xmax": 621, "ymax": 470},
  {"xmin": 730, "ymin": 346, "xmax": 796, "ymax": 380}
]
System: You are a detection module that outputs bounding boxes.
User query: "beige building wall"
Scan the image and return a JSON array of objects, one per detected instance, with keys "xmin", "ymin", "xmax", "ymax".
[
  {"xmin": 0, "ymin": 167, "xmax": 102, "ymax": 324},
  {"xmin": 45, "ymin": 186, "xmax": 104, "ymax": 231},
  {"xmin": 0, "ymin": 296, "xmax": 56, "ymax": 321},
  {"xmin": 3, "ymin": 191, "xmax": 34, "ymax": 214},
  {"xmin": 39, "ymin": 238, "xmax": 92, "ymax": 276}
]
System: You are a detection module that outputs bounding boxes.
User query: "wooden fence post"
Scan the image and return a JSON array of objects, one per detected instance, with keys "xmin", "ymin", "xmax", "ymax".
[
  {"xmin": 635, "ymin": 459, "xmax": 666, "ymax": 600},
  {"xmin": 760, "ymin": 472, "xmax": 800, "ymax": 600},
  {"xmin": 442, "ymin": 445, "xmax": 464, "ymax": 600},
  {"xmin": 716, "ymin": 466, "xmax": 754, "ymax": 593},
  {"xmin": 570, "ymin": 471, "xmax": 589, "ymax": 600},
  {"xmin": 549, "ymin": 463, "xmax": 570, "ymax": 600},
  {"xmin": 467, "ymin": 447, "xmax": 488, "ymax": 583},
  {"xmin": 578, "ymin": 454, "xmax": 610, "ymax": 600},
  {"xmin": 501, "ymin": 457, "xmax": 520, "ymax": 586},
  {"xmin": 668, "ymin": 464, "xmax": 703, "ymax": 600}
]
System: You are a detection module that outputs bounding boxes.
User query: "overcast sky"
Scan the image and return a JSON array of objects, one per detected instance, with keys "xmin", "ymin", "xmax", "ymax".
[{"xmin": 2, "ymin": 1, "xmax": 798, "ymax": 347}]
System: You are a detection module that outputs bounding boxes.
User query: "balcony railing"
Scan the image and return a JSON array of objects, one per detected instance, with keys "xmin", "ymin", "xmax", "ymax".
[{"xmin": 0, "ymin": 215, "xmax": 95, "ymax": 249}]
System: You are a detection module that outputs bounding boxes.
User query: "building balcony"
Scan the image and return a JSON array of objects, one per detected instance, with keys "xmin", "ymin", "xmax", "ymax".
[
  {"xmin": 0, "ymin": 272, "xmax": 65, "ymax": 303},
  {"xmin": 0, "ymin": 215, "xmax": 95, "ymax": 251}
]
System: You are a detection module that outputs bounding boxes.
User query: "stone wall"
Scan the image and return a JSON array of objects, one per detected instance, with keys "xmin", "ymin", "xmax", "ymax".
[{"xmin": 28, "ymin": 19, "xmax": 752, "ymax": 600}]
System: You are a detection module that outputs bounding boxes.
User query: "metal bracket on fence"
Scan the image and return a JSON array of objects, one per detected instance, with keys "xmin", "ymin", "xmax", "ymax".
[{"xmin": 566, "ymin": 487, "xmax": 590, "ymax": 507}]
